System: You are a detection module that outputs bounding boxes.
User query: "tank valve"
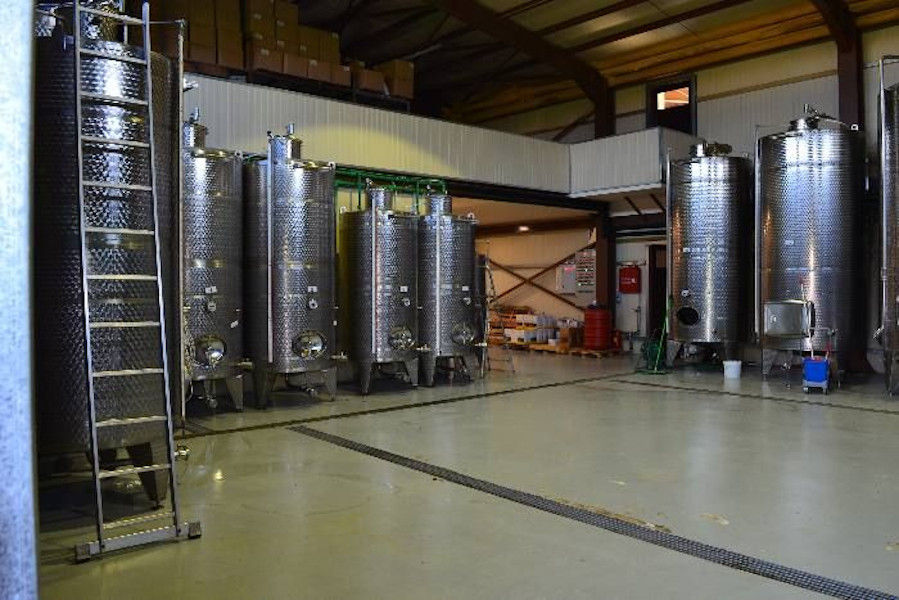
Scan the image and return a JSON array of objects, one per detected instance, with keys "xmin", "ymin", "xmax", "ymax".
[
  {"xmin": 402, "ymin": 297, "xmax": 411, "ymax": 307},
  {"xmin": 417, "ymin": 344, "xmax": 432, "ymax": 353},
  {"xmin": 205, "ymin": 300, "xmax": 217, "ymax": 313},
  {"xmin": 308, "ymin": 298, "xmax": 319, "ymax": 310},
  {"xmin": 462, "ymin": 297, "xmax": 471, "ymax": 305},
  {"xmin": 330, "ymin": 352, "xmax": 349, "ymax": 362},
  {"xmin": 174, "ymin": 445, "xmax": 191, "ymax": 461}
]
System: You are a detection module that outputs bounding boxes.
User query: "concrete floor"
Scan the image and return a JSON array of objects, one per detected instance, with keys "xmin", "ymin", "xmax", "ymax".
[{"xmin": 39, "ymin": 354, "xmax": 899, "ymax": 599}]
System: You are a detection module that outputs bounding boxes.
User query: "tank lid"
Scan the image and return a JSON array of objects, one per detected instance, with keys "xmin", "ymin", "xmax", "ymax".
[
  {"xmin": 789, "ymin": 104, "xmax": 854, "ymax": 132},
  {"xmin": 690, "ymin": 141, "xmax": 732, "ymax": 157},
  {"xmin": 183, "ymin": 108, "xmax": 208, "ymax": 148},
  {"xmin": 424, "ymin": 193, "xmax": 453, "ymax": 215},
  {"xmin": 268, "ymin": 123, "xmax": 303, "ymax": 159},
  {"xmin": 365, "ymin": 185, "xmax": 394, "ymax": 211}
]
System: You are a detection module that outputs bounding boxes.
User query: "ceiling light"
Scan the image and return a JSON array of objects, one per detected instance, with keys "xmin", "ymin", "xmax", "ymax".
[{"xmin": 517, "ymin": 225, "xmax": 530, "ymax": 232}]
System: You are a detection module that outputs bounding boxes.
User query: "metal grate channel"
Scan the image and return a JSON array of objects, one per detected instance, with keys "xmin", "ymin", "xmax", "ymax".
[{"xmin": 291, "ymin": 425, "xmax": 897, "ymax": 600}]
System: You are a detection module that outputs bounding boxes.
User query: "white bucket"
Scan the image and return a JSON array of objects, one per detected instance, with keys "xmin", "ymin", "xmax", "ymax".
[{"xmin": 723, "ymin": 360, "xmax": 742, "ymax": 379}]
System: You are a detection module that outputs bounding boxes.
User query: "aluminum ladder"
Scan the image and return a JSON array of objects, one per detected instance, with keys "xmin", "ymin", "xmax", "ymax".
[{"xmin": 72, "ymin": 0, "xmax": 199, "ymax": 560}]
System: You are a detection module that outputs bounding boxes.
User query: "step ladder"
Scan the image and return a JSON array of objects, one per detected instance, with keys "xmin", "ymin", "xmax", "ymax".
[
  {"xmin": 72, "ymin": 0, "xmax": 199, "ymax": 560},
  {"xmin": 484, "ymin": 263, "xmax": 515, "ymax": 373}
]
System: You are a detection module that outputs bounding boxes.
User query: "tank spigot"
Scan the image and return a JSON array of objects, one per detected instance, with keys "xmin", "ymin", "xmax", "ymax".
[
  {"xmin": 286, "ymin": 122, "xmax": 295, "ymax": 136},
  {"xmin": 330, "ymin": 352, "xmax": 349, "ymax": 362},
  {"xmin": 175, "ymin": 445, "xmax": 191, "ymax": 461},
  {"xmin": 190, "ymin": 106, "xmax": 200, "ymax": 123},
  {"xmin": 417, "ymin": 345, "xmax": 432, "ymax": 353}
]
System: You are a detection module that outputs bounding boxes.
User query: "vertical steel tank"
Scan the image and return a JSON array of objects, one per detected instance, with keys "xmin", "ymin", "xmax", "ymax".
[
  {"xmin": 668, "ymin": 142, "xmax": 751, "ymax": 358},
  {"xmin": 418, "ymin": 193, "xmax": 479, "ymax": 386},
  {"xmin": 881, "ymin": 68, "xmax": 899, "ymax": 392},
  {"xmin": 244, "ymin": 126, "xmax": 337, "ymax": 405},
  {"xmin": 340, "ymin": 186, "xmax": 420, "ymax": 394},
  {"xmin": 757, "ymin": 108, "xmax": 865, "ymax": 372},
  {"xmin": 180, "ymin": 112, "xmax": 244, "ymax": 410},
  {"xmin": 32, "ymin": 3, "xmax": 178, "ymax": 499}
]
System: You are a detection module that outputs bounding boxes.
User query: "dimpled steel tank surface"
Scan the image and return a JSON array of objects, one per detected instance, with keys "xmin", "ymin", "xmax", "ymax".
[
  {"xmin": 757, "ymin": 109, "xmax": 864, "ymax": 373},
  {"xmin": 340, "ymin": 187, "xmax": 420, "ymax": 395},
  {"xmin": 883, "ymin": 79, "xmax": 899, "ymax": 392},
  {"xmin": 32, "ymin": 5, "xmax": 177, "ymax": 500},
  {"xmin": 418, "ymin": 194, "xmax": 480, "ymax": 386},
  {"xmin": 668, "ymin": 142, "xmax": 751, "ymax": 359},
  {"xmin": 244, "ymin": 128, "xmax": 337, "ymax": 405},
  {"xmin": 180, "ymin": 115, "xmax": 244, "ymax": 411}
]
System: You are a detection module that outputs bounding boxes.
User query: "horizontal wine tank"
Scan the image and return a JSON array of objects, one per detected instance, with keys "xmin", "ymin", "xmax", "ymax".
[
  {"xmin": 244, "ymin": 128, "xmax": 337, "ymax": 404},
  {"xmin": 757, "ymin": 110, "xmax": 865, "ymax": 366},
  {"xmin": 339, "ymin": 187, "xmax": 419, "ymax": 394},
  {"xmin": 180, "ymin": 115, "xmax": 244, "ymax": 409},
  {"xmin": 418, "ymin": 193, "xmax": 480, "ymax": 386},
  {"xmin": 668, "ymin": 142, "xmax": 751, "ymax": 349}
]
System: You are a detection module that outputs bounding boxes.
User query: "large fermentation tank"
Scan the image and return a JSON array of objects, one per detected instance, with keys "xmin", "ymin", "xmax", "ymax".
[
  {"xmin": 882, "ymin": 75, "xmax": 899, "ymax": 392},
  {"xmin": 180, "ymin": 114, "xmax": 244, "ymax": 410},
  {"xmin": 757, "ymin": 108, "xmax": 865, "ymax": 372},
  {"xmin": 32, "ymin": 3, "xmax": 178, "ymax": 499},
  {"xmin": 668, "ymin": 142, "xmax": 751, "ymax": 357},
  {"xmin": 418, "ymin": 194, "xmax": 480, "ymax": 386},
  {"xmin": 244, "ymin": 127, "xmax": 337, "ymax": 405},
  {"xmin": 340, "ymin": 187, "xmax": 420, "ymax": 394}
]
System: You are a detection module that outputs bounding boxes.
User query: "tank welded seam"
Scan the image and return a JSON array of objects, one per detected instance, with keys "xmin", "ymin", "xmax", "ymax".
[
  {"xmin": 604, "ymin": 378, "xmax": 899, "ymax": 416},
  {"xmin": 176, "ymin": 373, "xmax": 627, "ymax": 440},
  {"xmin": 290, "ymin": 424, "xmax": 896, "ymax": 600}
]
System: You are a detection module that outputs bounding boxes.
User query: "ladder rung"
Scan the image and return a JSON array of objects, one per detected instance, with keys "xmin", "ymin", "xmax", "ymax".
[
  {"xmin": 78, "ymin": 6, "xmax": 144, "ymax": 26},
  {"xmin": 79, "ymin": 92, "xmax": 148, "ymax": 107},
  {"xmin": 82, "ymin": 181, "xmax": 152, "ymax": 192},
  {"xmin": 87, "ymin": 274, "xmax": 157, "ymax": 282},
  {"xmin": 79, "ymin": 48, "xmax": 148, "ymax": 65},
  {"xmin": 81, "ymin": 136, "xmax": 150, "ymax": 149},
  {"xmin": 93, "ymin": 368, "xmax": 164, "ymax": 378},
  {"xmin": 97, "ymin": 415, "xmax": 168, "ymax": 428},
  {"xmin": 90, "ymin": 321, "xmax": 160, "ymax": 329},
  {"xmin": 99, "ymin": 463, "xmax": 171, "ymax": 479},
  {"xmin": 103, "ymin": 511, "xmax": 175, "ymax": 531},
  {"xmin": 85, "ymin": 227, "xmax": 154, "ymax": 235}
]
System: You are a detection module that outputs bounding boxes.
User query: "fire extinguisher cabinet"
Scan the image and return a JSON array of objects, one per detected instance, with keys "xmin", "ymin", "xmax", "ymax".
[{"xmin": 619, "ymin": 266, "xmax": 641, "ymax": 294}]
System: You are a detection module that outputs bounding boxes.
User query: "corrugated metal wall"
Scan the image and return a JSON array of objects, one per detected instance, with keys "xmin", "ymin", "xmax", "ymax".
[{"xmin": 187, "ymin": 75, "xmax": 570, "ymax": 193}]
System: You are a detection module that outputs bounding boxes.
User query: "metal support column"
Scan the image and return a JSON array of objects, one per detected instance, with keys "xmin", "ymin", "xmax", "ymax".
[
  {"xmin": 594, "ymin": 206, "xmax": 616, "ymax": 322},
  {"xmin": 0, "ymin": 1, "xmax": 37, "ymax": 597}
]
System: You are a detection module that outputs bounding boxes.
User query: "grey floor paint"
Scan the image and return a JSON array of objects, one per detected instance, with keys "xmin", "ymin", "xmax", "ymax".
[{"xmin": 39, "ymin": 355, "xmax": 899, "ymax": 599}]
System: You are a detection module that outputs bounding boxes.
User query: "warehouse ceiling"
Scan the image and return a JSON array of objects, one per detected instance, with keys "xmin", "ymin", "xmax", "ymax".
[{"xmin": 294, "ymin": 0, "xmax": 899, "ymax": 126}]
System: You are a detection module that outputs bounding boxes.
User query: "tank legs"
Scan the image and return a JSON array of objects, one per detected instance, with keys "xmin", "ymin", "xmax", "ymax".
[
  {"xmin": 126, "ymin": 441, "xmax": 169, "ymax": 506},
  {"xmin": 224, "ymin": 374, "xmax": 244, "ymax": 411},
  {"xmin": 405, "ymin": 358, "xmax": 419, "ymax": 388},
  {"xmin": 420, "ymin": 353, "xmax": 437, "ymax": 387},
  {"xmin": 253, "ymin": 363, "xmax": 276, "ymax": 409},
  {"xmin": 322, "ymin": 367, "xmax": 338, "ymax": 400},
  {"xmin": 359, "ymin": 361, "xmax": 374, "ymax": 395},
  {"xmin": 462, "ymin": 352, "xmax": 480, "ymax": 381}
]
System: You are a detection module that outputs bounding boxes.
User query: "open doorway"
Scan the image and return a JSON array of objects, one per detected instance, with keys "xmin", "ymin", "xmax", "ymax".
[{"xmin": 646, "ymin": 77, "xmax": 696, "ymax": 135}]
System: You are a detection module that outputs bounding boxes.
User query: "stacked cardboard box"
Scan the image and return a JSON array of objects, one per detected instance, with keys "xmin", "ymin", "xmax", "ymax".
[
  {"xmin": 374, "ymin": 59, "xmax": 414, "ymax": 99},
  {"xmin": 148, "ymin": 0, "xmax": 216, "ymax": 64},
  {"xmin": 216, "ymin": 0, "xmax": 243, "ymax": 69},
  {"xmin": 276, "ymin": 1, "xmax": 306, "ymax": 77},
  {"xmin": 348, "ymin": 60, "xmax": 387, "ymax": 94},
  {"xmin": 243, "ymin": 0, "xmax": 282, "ymax": 73}
]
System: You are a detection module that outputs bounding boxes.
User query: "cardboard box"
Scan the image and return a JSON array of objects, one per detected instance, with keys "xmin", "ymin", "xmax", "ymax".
[
  {"xmin": 282, "ymin": 52, "xmax": 308, "ymax": 78},
  {"xmin": 354, "ymin": 68, "xmax": 385, "ymax": 93},
  {"xmin": 216, "ymin": 0, "xmax": 241, "ymax": 30},
  {"xmin": 274, "ymin": 0, "xmax": 299, "ymax": 25},
  {"xmin": 190, "ymin": 0, "xmax": 216, "ymax": 26},
  {"xmin": 188, "ymin": 23, "xmax": 216, "ymax": 47},
  {"xmin": 245, "ymin": 42, "xmax": 282, "ymax": 72},
  {"xmin": 375, "ymin": 59, "xmax": 414, "ymax": 83},
  {"xmin": 188, "ymin": 43, "xmax": 216, "ymax": 65},
  {"xmin": 319, "ymin": 31, "xmax": 340, "ymax": 64},
  {"xmin": 386, "ymin": 76, "xmax": 413, "ymax": 99},
  {"xmin": 216, "ymin": 28, "xmax": 244, "ymax": 69},
  {"xmin": 243, "ymin": 0, "xmax": 274, "ymax": 16},
  {"xmin": 307, "ymin": 59, "xmax": 331, "ymax": 83},
  {"xmin": 276, "ymin": 21, "xmax": 300, "ymax": 44},
  {"xmin": 331, "ymin": 64, "xmax": 351, "ymax": 87},
  {"xmin": 298, "ymin": 26, "xmax": 321, "ymax": 60},
  {"xmin": 243, "ymin": 11, "xmax": 275, "ymax": 39}
]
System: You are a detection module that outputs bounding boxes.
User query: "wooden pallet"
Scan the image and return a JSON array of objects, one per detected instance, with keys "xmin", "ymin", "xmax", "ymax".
[
  {"xmin": 528, "ymin": 343, "xmax": 569, "ymax": 354},
  {"xmin": 568, "ymin": 347, "xmax": 622, "ymax": 358}
]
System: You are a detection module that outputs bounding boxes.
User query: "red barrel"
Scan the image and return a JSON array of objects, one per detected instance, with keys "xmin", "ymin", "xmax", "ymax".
[{"xmin": 584, "ymin": 306, "xmax": 612, "ymax": 350}]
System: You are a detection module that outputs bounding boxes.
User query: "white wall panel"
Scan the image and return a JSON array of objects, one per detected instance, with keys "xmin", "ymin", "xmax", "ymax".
[
  {"xmin": 570, "ymin": 127, "xmax": 697, "ymax": 195},
  {"xmin": 697, "ymin": 75, "xmax": 838, "ymax": 158},
  {"xmin": 188, "ymin": 75, "xmax": 570, "ymax": 192}
]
